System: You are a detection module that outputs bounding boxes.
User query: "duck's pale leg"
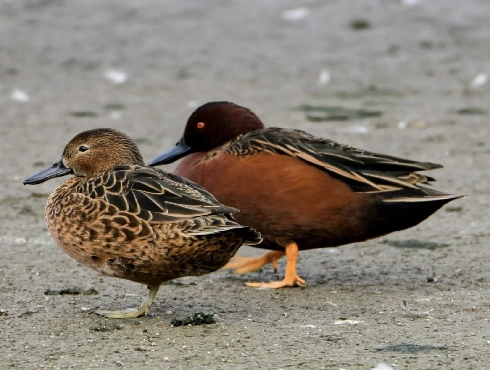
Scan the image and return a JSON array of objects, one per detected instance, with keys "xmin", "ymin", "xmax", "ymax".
[
  {"xmin": 96, "ymin": 284, "xmax": 160, "ymax": 319},
  {"xmin": 246, "ymin": 242, "xmax": 306, "ymax": 289},
  {"xmin": 222, "ymin": 250, "xmax": 286, "ymax": 273}
]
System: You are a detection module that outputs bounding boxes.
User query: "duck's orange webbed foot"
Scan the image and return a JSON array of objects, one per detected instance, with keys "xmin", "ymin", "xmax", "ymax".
[
  {"xmin": 245, "ymin": 274, "xmax": 306, "ymax": 289},
  {"xmin": 222, "ymin": 250, "xmax": 285, "ymax": 274},
  {"xmin": 245, "ymin": 242, "xmax": 306, "ymax": 289}
]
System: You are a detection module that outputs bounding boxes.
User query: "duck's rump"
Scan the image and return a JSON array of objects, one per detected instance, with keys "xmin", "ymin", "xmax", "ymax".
[{"xmin": 252, "ymin": 188, "xmax": 461, "ymax": 251}]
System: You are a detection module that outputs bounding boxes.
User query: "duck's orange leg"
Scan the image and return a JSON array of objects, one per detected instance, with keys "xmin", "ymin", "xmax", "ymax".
[
  {"xmin": 246, "ymin": 242, "xmax": 306, "ymax": 289},
  {"xmin": 223, "ymin": 250, "xmax": 285, "ymax": 274}
]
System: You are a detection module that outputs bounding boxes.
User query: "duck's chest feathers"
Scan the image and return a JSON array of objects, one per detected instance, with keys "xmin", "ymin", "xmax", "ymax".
[{"xmin": 44, "ymin": 178, "xmax": 154, "ymax": 274}]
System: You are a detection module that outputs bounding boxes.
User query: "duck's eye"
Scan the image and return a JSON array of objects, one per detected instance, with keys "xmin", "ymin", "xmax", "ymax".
[
  {"xmin": 197, "ymin": 122, "xmax": 205, "ymax": 129},
  {"xmin": 78, "ymin": 145, "xmax": 89, "ymax": 152}
]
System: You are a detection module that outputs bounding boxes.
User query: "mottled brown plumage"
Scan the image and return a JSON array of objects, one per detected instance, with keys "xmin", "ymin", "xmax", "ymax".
[
  {"xmin": 148, "ymin": 101, "xmax": 463, "ymax": 289},
  {"xmin": 24, "ymin": 128, "xmax": 261, "ymax": 318}
]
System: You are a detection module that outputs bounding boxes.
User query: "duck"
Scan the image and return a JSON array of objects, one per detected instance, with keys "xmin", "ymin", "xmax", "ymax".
[
  {"xmin": 23, "ymin": 128, "xmax": 261, "ymax": 318},
  {"xmin": 148, "ymin": 101, "xmax": 463, "ymax": 289}
]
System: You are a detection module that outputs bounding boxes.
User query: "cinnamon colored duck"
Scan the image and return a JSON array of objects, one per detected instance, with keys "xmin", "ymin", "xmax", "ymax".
[
  {"xmin": 24, "ymin": 128, "xmax": 261, "ymax": 318},
  {"xmin": 148, "ymin": 101, "xmax": 463, "ymax": 289}
]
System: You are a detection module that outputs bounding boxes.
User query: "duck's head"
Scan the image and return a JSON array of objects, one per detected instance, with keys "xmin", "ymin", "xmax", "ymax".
[
  {"xmin": 148, "ymin": 101, "xmax": 264, "ymax": 166},
  {"xmin": 24, "ymin": 128, "xmax": 144, "ymax": 185}
]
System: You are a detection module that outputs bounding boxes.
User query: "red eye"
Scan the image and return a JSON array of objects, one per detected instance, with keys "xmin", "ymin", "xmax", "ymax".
[{"xmin": 197, "ymin": 122, "xmax": 205, "ymax": 129}]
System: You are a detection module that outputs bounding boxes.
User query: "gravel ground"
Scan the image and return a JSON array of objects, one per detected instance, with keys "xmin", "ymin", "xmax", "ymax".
[{"xmin": 1, "ymin": 1, "xmax": 489, "ymax": 369}]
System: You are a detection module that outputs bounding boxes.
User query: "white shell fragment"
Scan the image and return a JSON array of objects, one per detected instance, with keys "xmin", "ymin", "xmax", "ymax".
[
  {"xmin": 104, "ymin": 69, "xmax": 128, "ymax": 84},
  {"xmin": 469, "ymin": 73, "xmax": 488, "ymax": 89},
  {"xmin": 401, "ymin": 0, "xmax": 422, "ymax": 6},
  {"xmin": 372, "ymin": 364, "xmax": 394, "ymax": 370},
  {"xmin": 318, "ymin": 69, "xmax": 331, "ymax": 86},
  {"xmin": 11, "ymin": 89, "xmax": 30, "ymax": 102},
  {"xmin": 282, "ymin": 7, "xmax": 310, "ymax": 21},
  {"xmin": 334, "ymin": 319, "xmax": 364, "ymax": 325}
]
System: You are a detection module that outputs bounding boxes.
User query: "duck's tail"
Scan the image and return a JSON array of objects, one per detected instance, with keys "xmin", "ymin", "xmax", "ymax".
[
  {"xmin": 239, "ymin": 226, "xmax": 263, "ymax": 246},
  {"xmin": 367, "ymin": 188, "xmax": 464, "ymax": 237}
]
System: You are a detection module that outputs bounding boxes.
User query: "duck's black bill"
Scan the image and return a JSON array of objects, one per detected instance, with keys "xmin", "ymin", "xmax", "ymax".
[
  {"xmin": 23, "ymin": 158, "xmax": 73, "ymax": 185},
  {"xmin": 148, "ymin": 137, "xmax": 192, "ymax": 166}
]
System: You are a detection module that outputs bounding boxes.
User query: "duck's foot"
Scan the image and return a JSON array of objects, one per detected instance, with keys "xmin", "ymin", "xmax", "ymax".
[
  {"xmin": 222, "ymin": 250, "xmax": 286, "ymax": 273},
  {"xmin": 245, "ymin": 242, "xmax": 306, "ymax": 289},
  {"xmin": 245, "ymin": 275, "xmax": 306, "ymax": 289},
  {"xmin": 96, "ymin": 284, "xmax": 160, "ymax": 319}
]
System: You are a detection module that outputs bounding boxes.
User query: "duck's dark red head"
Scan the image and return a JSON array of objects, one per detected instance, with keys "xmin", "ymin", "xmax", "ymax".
[{"xmin": 148, "ymin": 101, "xmax": 264, "ymax": 166}]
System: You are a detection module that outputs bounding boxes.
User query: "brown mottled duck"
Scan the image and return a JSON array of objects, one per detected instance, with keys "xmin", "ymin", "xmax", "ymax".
[{"xmin": 24, "ymin": 128, "xmax": 261, "ymax": 318}]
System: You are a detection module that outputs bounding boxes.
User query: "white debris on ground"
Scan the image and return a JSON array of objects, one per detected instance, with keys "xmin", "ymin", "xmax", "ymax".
[
  {"xmin": 281, "ymin": 7, "xmax": 310, "ymax": 21},
  {"xmin": 372, "ymin": 364, "xmax": 394, "ymax": 370},
  {"xmin": 469, "ymin": 72, "xmax": 488, "ymax": 89},
  {"xmin": 401, "ymin": 0, "xmax": 423, "ymax": 6},
  {"xmin": 104, "ymin": 68, "xmax": 128, "ymax": 84},
  {"xmin": 318, "ymin": 69, "xmax": 331, "ymax": 86},
  {"xmin": 10, "ymin": 89, "xmax": 30, "ymax": 102},
  {"xmin": 334, "ymin": 319, "xmax": 364, "ymax": 325}
]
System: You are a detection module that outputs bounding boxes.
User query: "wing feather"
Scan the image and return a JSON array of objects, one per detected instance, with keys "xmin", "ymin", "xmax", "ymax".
[
  {"xmin": 83, "ymin": 165, "xmax": 238, "ymax": 223},
  {"xmin": 222, "ymin": 128, "xmax": 443, "ymax": 193}
]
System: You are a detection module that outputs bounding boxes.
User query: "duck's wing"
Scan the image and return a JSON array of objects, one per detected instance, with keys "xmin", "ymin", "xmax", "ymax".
[
  {"xmin": 225, "ymin": 128, "xmax": 443, "ymax": 193},
  {"xmin": 85, "ymin": 165, "xmax": 239, "ymax": 222}
]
